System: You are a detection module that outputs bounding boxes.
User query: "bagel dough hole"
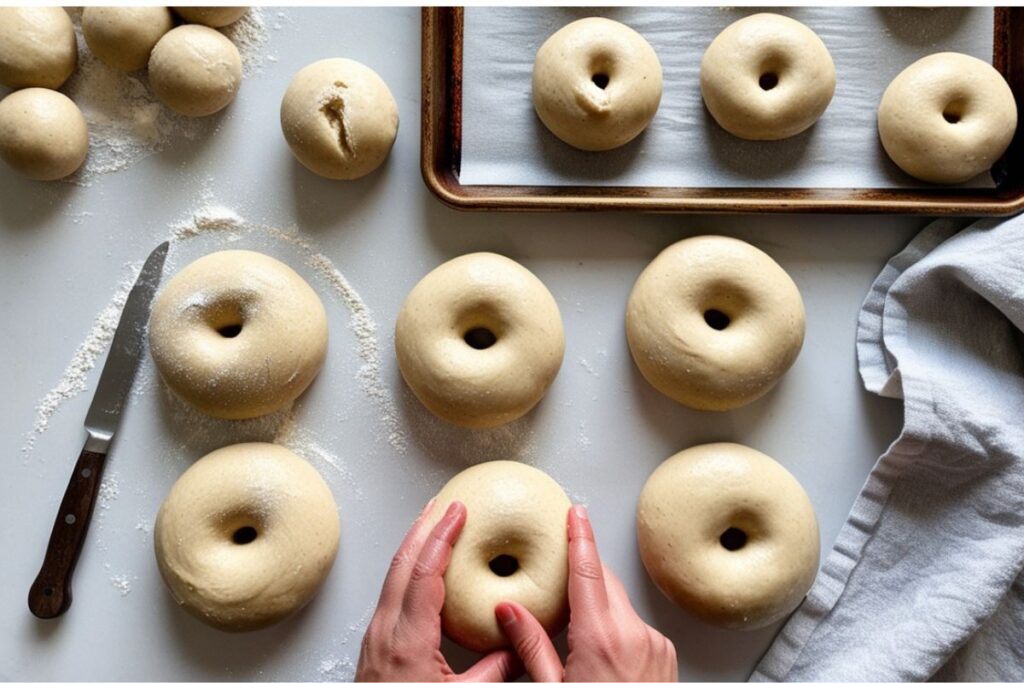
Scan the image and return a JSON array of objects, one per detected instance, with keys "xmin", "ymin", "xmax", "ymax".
[
  {"xmin": 232, "ymin": 526, "xmax": 258, "ymax": 545},
  {"xmin": 703, "ymin": 309, "xmax": 731, "ymax": 331},
  {"xmin": 464, "ymin": 327, "xmax": 498, "ymax": 350},
  {"xmin": 488, "ymin": 554, "xmax": 519, "ymax": 577},
  {"xmin": 719, "ymin": 527, "xmax": 748, "ymax": 551},
  {"xmin": 942, "ymin": 101, "xmax": 965, "ymax": 124},
  {"xmin": 217, "ymin": 323, "xmax": 243, "ymax": 338},
  {"xmin": 591, "ymin": 73, "xmax": 610, "ymax": 89},
  {"xmin": 759, "ymin": 72, "xmax": 779, "ymax": 91}
]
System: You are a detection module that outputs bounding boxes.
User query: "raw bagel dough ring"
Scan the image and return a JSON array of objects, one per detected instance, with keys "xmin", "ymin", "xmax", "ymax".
[
  {"xmin": 430, "ymin": 460, "xmax": 572, "ymax": 652},
  {"xmin": 0, "ymin": 88, "xmax": 88, "ymax": 181},
  {"xmin": 0, "ymin": 7, "xmax": 77, "ymax": 89},
  {"xmin": 173, "ymin": 6, "xmax": 249, "ymax": 28},
  {"xmin": 626, "ymin": 235, "xmax": 805, "ymax": 411},
  {"xmin": 878, "ymin": 52, "xmax": 1017, "ymax": 184},
  {"xmin": 148, "ymin": 24, "xmax": 242, "ymax": 117},
  {"xmin": 533, "ymin": 17, "xmax": 663, "ymax": 151},
  {"xmin": 701, "ymin": 13, "xmax": 835, "ymax": 140},
  {"xmin": 395, "ymin": 253, "xmax": 565, "ymax": 428},
  {"xmin": 83, "ymin": 6, "xmax": 175, "ymax": 72},
  {"xmin": 280, "ymin": 58, "xmax": 399, "ymax": 180},
  {"xmin": 149, "ymin": 250, "xmax": 328, "ymax": 420},
  {"xmin": 154, "ymin": 443, "xmax": 341, "ymax": 631},
  {"xmin": 637, "ymin": 442, "xmax": 820, "ymax": 630}
]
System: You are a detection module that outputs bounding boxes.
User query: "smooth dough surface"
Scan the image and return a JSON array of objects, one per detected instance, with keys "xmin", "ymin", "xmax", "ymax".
[
  {"xmin": 83, "ymin": 6, "xmax": 175, "ymax": 72},
  {"xmin": 0, "ymin": 89, "xmax": 88, "ymax": 181},
  {"xmin": 533, "ymin": 17, "xmax": 662, "ymax": 151},
  {"xmin": 280, "ymin": 58, "xmax": 399, "ymax": 180},
  {"xmin": 701, "ymin": 13, "xmax": 835, "ymax": 140},
  {"xmin": 430, "ymin": 460, "xmax": 571, "ymax": 652},
  {"xmin": 155, "ymin": 443, "xmax": 341, "ymax": 631},
  {"xmin": 149, "ymin": 25, "xmax": 242, "ymax": 117},
  {"xmin": 0, "ymin": 7, "xmax": 77, "ymax": 89},
  {"xmin": 173, "ymin": 6, "xmax": 249, "ymax": 28},
  {"xmin": 637, "ymin": 443, "xmax": 820, "ymax": 630},
  {"xmin": 626, "ymin": 235, "xmax": 805, "ymax": 412},
  {"xmin": 395, "ymin": 253, "xmax": 565, "ymax": 428},
  {"xmin": 149, "ymin": 250, "xmax": 328, "ymax": 420},
  {"xmin": 878, "ymin": 52, "xmax": 1017, "ymax": 184}
]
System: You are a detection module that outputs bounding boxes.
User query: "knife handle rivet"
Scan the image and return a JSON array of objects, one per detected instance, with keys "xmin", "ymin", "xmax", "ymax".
[
  {"xmin": 81, "ymin": 468, "xmax": 92, "ymax": 478},
  {"xmin": 64, "ymin": 514, "xmax": 76, "ymax": 525}
]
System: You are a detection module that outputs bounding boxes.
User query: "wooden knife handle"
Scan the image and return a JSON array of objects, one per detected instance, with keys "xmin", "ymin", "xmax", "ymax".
[{"xmin": 28, "ymin": 446, "xmax": 106, "ymax": 619}]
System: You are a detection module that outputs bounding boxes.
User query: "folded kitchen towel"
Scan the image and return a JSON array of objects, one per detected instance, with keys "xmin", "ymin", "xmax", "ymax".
[{"xmin": 752, "ymin": 217, "xmax": 1024, "ymax": 681}]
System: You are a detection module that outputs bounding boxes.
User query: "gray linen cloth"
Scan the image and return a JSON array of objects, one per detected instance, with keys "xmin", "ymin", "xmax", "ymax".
[{"xmin": 752, "ymin": 218, "xmax": 1024, "ymax": 681}]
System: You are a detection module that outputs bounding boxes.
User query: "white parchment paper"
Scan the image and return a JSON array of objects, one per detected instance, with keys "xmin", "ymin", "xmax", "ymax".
[{"xmin": 461, "ymin": 7, "xmax": 996, "ymax": 188}]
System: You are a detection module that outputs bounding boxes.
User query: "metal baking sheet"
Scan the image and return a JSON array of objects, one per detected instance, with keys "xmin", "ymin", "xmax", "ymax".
[{"xmin": 460, "ymin": 6, "xmax": 995, "ymax": 188}]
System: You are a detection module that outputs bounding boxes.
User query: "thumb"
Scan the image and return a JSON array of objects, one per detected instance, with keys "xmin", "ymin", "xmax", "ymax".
[
  {"xmin": 496, "ymin": 602, "xmax": 563, "ymax": 682},
  {"xmin": 456, "ymin": 649, "xmax": 521, "ymax": 682}
]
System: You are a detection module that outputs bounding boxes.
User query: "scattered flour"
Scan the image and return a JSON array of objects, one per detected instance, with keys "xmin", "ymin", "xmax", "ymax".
[
  {"xmin": 317, "ymin": 656, "xmax": 355, "ymax": 682},
  {"xmin": 60, "ymin": 8, "xmax": 276, "ymax": 183},
  {"xmin": 110, "ymin": 573, "xmax": 133, "ymax": 597}
]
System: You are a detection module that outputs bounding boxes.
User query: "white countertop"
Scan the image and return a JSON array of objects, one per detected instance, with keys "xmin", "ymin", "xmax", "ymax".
[{"xmin": 0, "ymin": 8, "xmax": 924, "ymax": 681}]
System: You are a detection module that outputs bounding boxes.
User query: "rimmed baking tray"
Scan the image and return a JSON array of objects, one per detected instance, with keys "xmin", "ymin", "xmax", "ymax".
[{"xmin": 421, "ymin": 6, "xmax": 1024, "ymax": 214}]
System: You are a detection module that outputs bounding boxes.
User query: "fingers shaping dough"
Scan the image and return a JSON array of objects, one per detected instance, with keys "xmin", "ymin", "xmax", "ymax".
[
  {"xmin": 533, "ymin": 17, "xmax": 663, "ymax": 151},
  {"xmin": 281, "ymin": 58, "xmax": 399, "ymax": 180},
  {"xmin": 155, "ymin": 443, "xmax": 341, "ymax": 631},
  {"xmin": 626, "ymin": 235, "xmax": 805, "ymax": 411},
  {"xmin": 701, "ymin": 13, "xmax": 835, "ymax": 140},
  {"xmin": 430, "ymin": 460, "xmax": 571, "ymax": 652},
  {"xmin": 395, "ymin": 253, "xmax": 565, "ymax": 428},
  {"xmin": 637, "ymin": 443, "xmax": 820, "ymax": 630},
  {"xmin": 149, "ymin": 250, "xmax": 328, "ymax": 420},
  {"xmin": 878, "ymin": 52, "xmax": 1017, "ymax": 184}
]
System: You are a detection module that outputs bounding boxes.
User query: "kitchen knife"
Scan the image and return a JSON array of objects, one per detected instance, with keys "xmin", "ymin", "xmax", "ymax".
[{"xmin": 28, "ymin": 241, "xmax": 169, "ymax": 619}]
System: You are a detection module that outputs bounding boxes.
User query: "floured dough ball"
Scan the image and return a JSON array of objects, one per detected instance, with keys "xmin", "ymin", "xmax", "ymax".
[
  {"xmin": 0, "ymin": 7, "xmax": 77, "ymax": 89},
  {"xmin": 533, "ymin": 17, "xmax": 663, "ymax": 151},
  {"xmin": 155, "ymin": 443, "xmax": 341, "ymax": 631},
  {"xmin": 82, "ymin": 7, "xmax": 175, "ymax": 72},
  {"xmin": 173, "ymin": 6, "xmax": 248, "ymax": 28},
  {"xmin": 429, "ymin": 461, "xmax": 572, "ymax": 651},
  {"xmin": 0, "ymin": 89, "xmax": 88, "ymax": 181},
  {"xmin": 878, "ymin": 52, "xmax": 1017, "ymax": 184},
  {"xmin": 149, "ymin": 25, "xmax": 242, "ymax": 117},
  {"xmin": 280, "ymin": 58, "xmax": 399, "ymax": 180}
]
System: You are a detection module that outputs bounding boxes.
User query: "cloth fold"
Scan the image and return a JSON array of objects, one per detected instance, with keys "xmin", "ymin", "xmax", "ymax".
[{"xmin": 752, "ymin": 217, "xmax": 1024, "ymax": 681}]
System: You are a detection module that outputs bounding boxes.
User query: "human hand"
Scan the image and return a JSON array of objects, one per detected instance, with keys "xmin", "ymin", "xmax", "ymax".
[
  {"xmin": 357, "ymin": 499, "xmax": 520, "ymax": 682},
  {"xmin": 495, "ymin": 505, "xmax": 678, "ymax": 682}
]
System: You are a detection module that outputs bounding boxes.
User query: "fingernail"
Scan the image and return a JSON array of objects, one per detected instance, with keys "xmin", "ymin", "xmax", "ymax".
[
  {"xmin": 422, "ymin": 497, "xmax": 437, "ymax": 516},
  {"xmin": 573, "ymin": 504, "xmax": 588, "ymax": 520},
  {"xmin": 495, "ymin": 602, "xmax": 516, "ymax": 626}
]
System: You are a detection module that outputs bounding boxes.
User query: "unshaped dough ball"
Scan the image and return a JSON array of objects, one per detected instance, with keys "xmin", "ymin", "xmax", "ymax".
[
  {"xmin": 280, "ymin": 58, "xmax": 399, "ymax": 180},
  {"xmin": 0, "ymin": 7, "xmax": 77, "ymax": 89},
  {"xmin": 0, "ymin": 89, "xmax": 88, "ymax": 181},
  {"xmin": 83, "ymin": 7, "xmax": 175, "ymax": 72},
  {"xmin": 149, "ymin": 24, "xmax": 242, "ymax": 117},
  {"xmin": 173, "ymin": 6, "xmax": 248, "ymax": 28},
  {"xmin": 429, "ymin": 460, "xmax": 572, "ymax": 652}
]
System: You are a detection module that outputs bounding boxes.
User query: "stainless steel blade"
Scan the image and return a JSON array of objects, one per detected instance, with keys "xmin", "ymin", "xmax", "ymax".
[{"xmin": 83, "ymin": 241, "xmax": 169, "ymax": 452}]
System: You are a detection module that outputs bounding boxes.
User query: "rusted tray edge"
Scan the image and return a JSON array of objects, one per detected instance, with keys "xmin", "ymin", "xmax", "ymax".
[{"xmin": 421, "ymin": 6, "xmax": 1024, "ymax": 216}]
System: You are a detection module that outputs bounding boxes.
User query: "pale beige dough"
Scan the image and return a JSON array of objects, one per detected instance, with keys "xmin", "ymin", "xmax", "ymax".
[
  {"xmin": 626, "ymin": 235, "xmax": 805, "ymax": 412},
  {"xmin": 82, "ymin": 7, "xmax": 175, "ymax": 72},
  {"xmin": 149, "ymin": 24, "xmax": 242, "ymax": 117},
  {"xmin": 533, "ymin": 17, "xmax": 662, "ymax": 151},
  {"xmin": 878, "ymin": 52, "xmax": 1017, "ymax": 184},
  {"xmin": 149, "ymin": 250, "xmax": 328, "ymax": 420},
  {"xmin": 280, "ymin": 58, "xmax": 399, "ymax": 180},
  {"xmin": 154, "ymin": 443, "xmax": 341, "ymax": 631},
  {"xmin": 0, "ymin": 7, "xmax": 77, "ymax": 89},
  {"xmin": 0, "ymin": 89, "xmax": 88, "ymax": 181},
  {"xmin": 701, "ymin": 13, "xmax": 835, "ymax": 140},
  {"xmin": 637, "ymin": 443, "xmax": 819, "ymax": 630},
  {"xmin": 173, "ymin": 6, "xmax": 248, "ymax": 28},
  {"xmin": 430, "ymin": 460, "xmax": 571, "ymax": 652},
  {"xmin": 395, "ymin": 253, "xmax": 565, "ymax": 428}
]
